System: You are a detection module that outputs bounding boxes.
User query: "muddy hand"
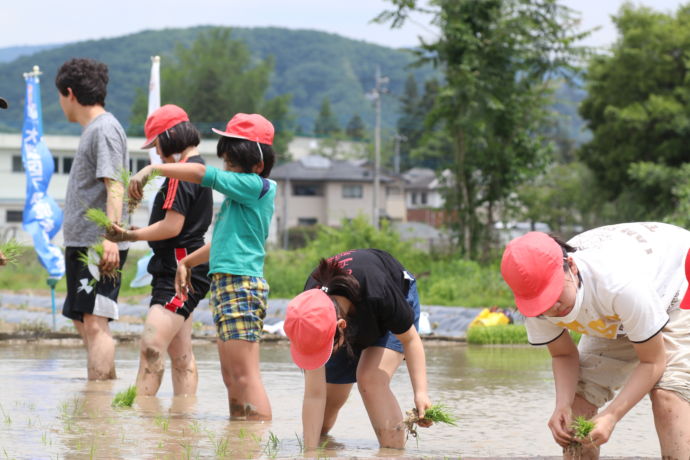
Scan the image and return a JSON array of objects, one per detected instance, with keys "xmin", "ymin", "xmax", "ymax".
[
  {"xmin": 104, "ymin": 223, "xmax": 131, "ymax": 242},
  {"xmin": 415, "ymin": 393, "xmax": 434, "ymax": 428},
  {"xmin": 128, "ymin": 167, "xmax": 151, "ymax": 201},
  {"xmin": 586, "ymin": 413, "xmax": 615, "ymax": 447},
  {"xmin": 548, "ymin": 406, "xmax": 574, "ymax": 447},
  {"xmin": 100, "ymin": 239, "xmax": 120, "ymax": 273},
  {"xmin": 175, "ymin": 262, "xmax": 192, "ymax": 301}
]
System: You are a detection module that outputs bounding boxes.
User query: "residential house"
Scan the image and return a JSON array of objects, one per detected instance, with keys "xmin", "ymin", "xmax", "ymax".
[
  {"xmin": 402, "ymin": 167, "xmax": 450, "ymax": 228},
  {"xmin": 270, "ymin": 155, "xmax": 406, "ymax": 241}
]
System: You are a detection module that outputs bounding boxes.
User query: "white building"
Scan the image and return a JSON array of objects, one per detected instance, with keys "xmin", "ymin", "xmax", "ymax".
[{"xmin": 0, "ymin": 134, "xmax": 374, "ymax": 248}]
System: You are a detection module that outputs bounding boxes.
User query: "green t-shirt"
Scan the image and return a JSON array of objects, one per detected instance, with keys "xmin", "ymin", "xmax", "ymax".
[{"xmin": 201, "ymin": 166, "xmax": 276, "ymax": 277}]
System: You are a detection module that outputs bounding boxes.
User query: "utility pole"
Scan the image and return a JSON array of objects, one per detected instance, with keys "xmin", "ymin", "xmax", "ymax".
[
  {"xmin": 393, "ymin": 133, "xmax": 407, "ymax": 175},
  {"xmin": 369, "ymin": 66, "xmax": 389, "ymax": 230},
  {"xmin": 282, "ymin": 174, "xmax": 290, "ymax": 250}
]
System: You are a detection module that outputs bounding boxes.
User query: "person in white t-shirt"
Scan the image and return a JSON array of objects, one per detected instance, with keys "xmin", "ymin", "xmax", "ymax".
[{"xmin": 501, "ymin": 222, "xmax": 690, "ymax": 459}]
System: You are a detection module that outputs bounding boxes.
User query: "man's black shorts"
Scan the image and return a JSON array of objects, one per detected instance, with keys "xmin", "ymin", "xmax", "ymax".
[{"xmin": 63, "ymin": 246, "xmax": 128, "ymax": 322}]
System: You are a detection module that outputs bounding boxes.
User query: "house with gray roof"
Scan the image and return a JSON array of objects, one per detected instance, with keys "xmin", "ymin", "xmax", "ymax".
[{"xmin": 270, "ymin": 155, "xmax": 406, "ymax": 238}]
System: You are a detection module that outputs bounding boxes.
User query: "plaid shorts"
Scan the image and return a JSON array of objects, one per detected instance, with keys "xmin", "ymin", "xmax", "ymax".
[{"xmin": 209, "ymin": 273, "xmax": 269, "ymax": 342}]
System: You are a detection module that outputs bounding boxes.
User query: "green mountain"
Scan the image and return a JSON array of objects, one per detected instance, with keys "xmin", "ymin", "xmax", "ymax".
[{"xmin": 0, "ymin": 27, "xmax": 438, "ymax": 136}]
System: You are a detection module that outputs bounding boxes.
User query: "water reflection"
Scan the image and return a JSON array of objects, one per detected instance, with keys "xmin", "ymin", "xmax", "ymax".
[{"xmin": 0, "ymin": 342, "xmax": 657, "ymax": 458}]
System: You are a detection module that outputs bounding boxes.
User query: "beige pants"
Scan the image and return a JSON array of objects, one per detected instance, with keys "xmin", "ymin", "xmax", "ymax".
[{"xmin": 576, "ymin": 308, "xmax": 690, "ymax": 407}]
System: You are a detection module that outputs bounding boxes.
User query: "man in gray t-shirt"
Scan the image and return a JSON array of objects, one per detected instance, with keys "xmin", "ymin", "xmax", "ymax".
[{"xmin": 56, "ymin": 58, "xmax": 129, "ymax": 380}]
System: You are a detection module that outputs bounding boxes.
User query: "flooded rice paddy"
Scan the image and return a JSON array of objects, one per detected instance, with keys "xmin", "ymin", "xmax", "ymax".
[{"xmin": 0, "ymin": 342, "xmax": 658, "ymax": 459}]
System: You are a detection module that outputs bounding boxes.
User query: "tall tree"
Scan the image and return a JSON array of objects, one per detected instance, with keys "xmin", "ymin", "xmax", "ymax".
[
  {"xmin": 129, "ymin": 28, "xmax": 294, "ymax": 155},
  {"xmin": 345, "ymin": 114, "xmax": 366, "ymax": 140},
  {"xmin": 579, "ymin": 4, "xmax": 690, "ymax": 220},
  {"xmin": 314, "ymin": 97, "xmax": 341, "ymax": 137},
  {"xmin": 378, "ymin": 0, "xmax": 588, "ymax": 258}
]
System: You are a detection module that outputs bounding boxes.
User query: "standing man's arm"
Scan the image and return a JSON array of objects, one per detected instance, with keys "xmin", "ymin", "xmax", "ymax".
[{"xmin": 100, "ymin": 177, "xmax": 123, "ymax": 271}]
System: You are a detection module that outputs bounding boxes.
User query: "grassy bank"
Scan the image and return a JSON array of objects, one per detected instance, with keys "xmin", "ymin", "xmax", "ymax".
[
  {"xmin": 467, "ymin": 325, "xmax": 582, "ymax": 345},
  {"xmin": 1, "ymin": 218, "xmax": 515, "ymax": 308},
  {"xmin": 265, "ymin": 217, "xmax": 514, "ymax": 307}
]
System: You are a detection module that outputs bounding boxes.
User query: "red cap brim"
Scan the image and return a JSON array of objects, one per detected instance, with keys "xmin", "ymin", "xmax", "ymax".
[
  {"xmin": 211, "ymin": 127, "xmax": 251, "ymax": 140},
  {"xmin": 680, "ymin": 248, "xmax": 690, "ymax": 310},
  {"xmin": 514, "ymin": 265, "xmax": 565, "ymax": 317},
  {"xmin": 289, "ymin": 338, "xmax": 334, "ymax": 371},
  {"xmin": 141, "ymin": 137, "xmax": 156, "ymax": 150}
]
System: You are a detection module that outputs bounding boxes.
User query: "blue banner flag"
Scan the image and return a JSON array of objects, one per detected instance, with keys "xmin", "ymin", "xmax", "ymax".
[{"xmin": 21, "ymin": 69, "xmax": 65, "ymax": 279}]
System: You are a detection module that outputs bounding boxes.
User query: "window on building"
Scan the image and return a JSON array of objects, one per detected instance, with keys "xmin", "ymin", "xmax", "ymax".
[
  {"xmin": 63, "ymin": 157, "xmax": 74, "ymax": 174},
  {"xmin": 6, "ymin": 210, "xmax": 23, "ymax": 223},
  {"xmin": 293, "ymin": 183, "xmax": 322, "ymax": 196},
  {"xmin": 342, "ymin": 184, "xmax": 363, "ymax": 199},
  {"xmin": 421, "ymin": 192, "xmax": 428, "ymax": 205},
  {"xmin": 12, "ymin": 155, "xmax": 23, "ymax": 173},
  {"xmin": 298, "ymin": 218, "xmax": 318, "ymax": 226},
  {"xmin": 411, "ymin": 192, "xmax": 417, "ymax": 205}
]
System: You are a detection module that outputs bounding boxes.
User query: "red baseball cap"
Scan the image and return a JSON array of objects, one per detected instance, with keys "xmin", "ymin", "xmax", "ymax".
[
  {"xmin": 501, "ymin": 232, "xmax": 565, "ymax": 317},
  {"xmin": 284, "ymin": 289, "xmax": 337, "ymax": 370},
  {"xmin": 212, "ymin": 113, "xmax": 274, "ymax": 145},
  {"xmin": 679, "ymin": 248, "xmax": 690, "ymax": 309},
  {"xmin": 141, "ymin": 104, "xmax": 190, "ymax": 149}
]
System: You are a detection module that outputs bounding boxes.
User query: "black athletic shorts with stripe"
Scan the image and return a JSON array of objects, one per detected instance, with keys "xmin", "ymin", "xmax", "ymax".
[{"xmin": 148, "ymin": 247, "xmax": 210, "ymax": 319}]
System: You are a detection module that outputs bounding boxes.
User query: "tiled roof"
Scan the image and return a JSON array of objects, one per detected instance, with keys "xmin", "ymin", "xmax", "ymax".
[{"xmin": 271, "ymin": 155, "xmax": 395, "ymax": 182}]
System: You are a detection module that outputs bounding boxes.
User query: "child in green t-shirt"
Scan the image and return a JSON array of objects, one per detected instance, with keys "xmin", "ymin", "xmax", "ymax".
[{"xmin": 128, "ymin": 113, "xmax": 277, "ymax": 420}]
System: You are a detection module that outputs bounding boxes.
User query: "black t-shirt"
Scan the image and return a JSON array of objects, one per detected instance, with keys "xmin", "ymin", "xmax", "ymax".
[
  {"xmin": 304, "ymin": 249, "xmax": 415, "ymax": 350},
  {"xmin": 148, "ymin": 155, "xmax": 213, "ymax": 251}
]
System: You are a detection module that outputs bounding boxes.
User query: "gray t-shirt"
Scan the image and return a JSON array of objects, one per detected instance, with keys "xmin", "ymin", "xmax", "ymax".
[{"xmin": 63, "ymin": 112, "xmax": 129, "ymax": 248}]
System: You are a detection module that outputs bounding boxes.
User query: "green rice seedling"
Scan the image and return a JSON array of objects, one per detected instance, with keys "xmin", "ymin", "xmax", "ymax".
[
  {"xmin": 0, "ymin": 239, "xmax": 23, "ymax": 266},
  {"xmin": 84, "ymin": 208, "xmax": 113, "ymax": 231},
  {"xmin": 154, "ymin": 415, "xmax": 170, "ymax": 431},
  {"xmin": 117, "ymin": 167, "xmax": 162, "ymax": 214},
  {"xmin": 572, "ymin": 416, "xmax": 595, "ymax": 439},
  {"xmin": 295, "ymin": 433, "xmax": 304, "ymax": 454},
  {"xmin": 566, "ymin": 416, "xmax": 596, "ymax": 457},
  {"xmin": 262, "ymin": 431, "xmax": 280, "ymax": 458},
  {"xmin": 401, "ymin": 403, "xmax": 458, "ymax": 439},
  {"xmin": 421, "ymin": 404, "xmax": 457, "ymax": 425},
  {"xmin": 77, "ymin": 242, "xmax": 121, "ymax": 281},
  {"xmin": 111, "ymin": 385, "xmax": 137, "ymax": 408},
  {"xmin": 211, "ymin": 435, "xmax": 229, "ymax": 457}
]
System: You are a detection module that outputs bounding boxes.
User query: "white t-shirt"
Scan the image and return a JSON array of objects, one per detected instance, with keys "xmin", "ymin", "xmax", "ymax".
[{"xmin": 525, "ymin": 222, "xmax": 690, "ymax": 345}]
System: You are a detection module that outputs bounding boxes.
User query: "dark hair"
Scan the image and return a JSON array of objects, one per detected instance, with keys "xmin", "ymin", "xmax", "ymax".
[
  {"xmin": 55, "ymin": 58, "xmax": 108, "ymax": 107},
  {"xmin": 157, "ymin": 121, "xmax": 201, "ymax": 157},
  {"xmin": 550, "ymin": 235, "xmax": 578, "ymax": 271},
  {"xmin": 311, "ymin": 258, "xmax": 361, "ymax": 358},
  {"xmin": 216, "ymin": 137, "xmax": 275, "ymax": 178}
]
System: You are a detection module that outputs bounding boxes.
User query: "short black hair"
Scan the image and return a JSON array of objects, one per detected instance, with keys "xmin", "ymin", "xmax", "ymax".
[
  {"xmin": 55, "ymin": 58, "xmax": 109, "ymax": 107},
  {"xmin": 157, "ymin": 121, "xmax": 201, "ymax": 157},
  {"xmin": 216, "ymin": 137, "xmax": 275, "ymax": 178}
]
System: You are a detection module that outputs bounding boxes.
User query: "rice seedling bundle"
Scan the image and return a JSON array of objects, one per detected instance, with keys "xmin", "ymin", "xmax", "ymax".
[
  {"xmin": 0, "ymin": 239, "xmax": 24, "ymax": 266},
  {"xmin": 112, "ymin": 385, "xmax": 137, "ymax": 408},
  {"xmin": 401, "ymin": 403, "xmax": 457, "ymax": 438}
]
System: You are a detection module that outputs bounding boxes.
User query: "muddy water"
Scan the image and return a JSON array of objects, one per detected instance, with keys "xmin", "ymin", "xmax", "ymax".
[{"xmin": 0, "ymin": 342, "xmax": 657, "ymax": 459}]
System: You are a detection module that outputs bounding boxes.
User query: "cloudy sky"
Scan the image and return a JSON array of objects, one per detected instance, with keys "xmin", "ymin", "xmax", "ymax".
[{"xmin": 2, "ymin": 0, "xmax": 687, "ymax": 50}]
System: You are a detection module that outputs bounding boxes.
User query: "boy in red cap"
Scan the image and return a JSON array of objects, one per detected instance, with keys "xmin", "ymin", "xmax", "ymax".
[
  {"xmin": 105, "ymin": 104, "xmax": 213, "ymax": 397},
  {"xmin": 128, "ymin": 113, "xmax": 276, "ymax": 419},
  {"xmin": 501, "ymin": 222, "xmax": 690, "ymax": 459},
  {"xmin": 284, "ymin": 249, "xmax": 432, "ymax": 451},
  {"xmin": 55, "ymin": 58, "xmax": 129, "ymax": 380}
]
